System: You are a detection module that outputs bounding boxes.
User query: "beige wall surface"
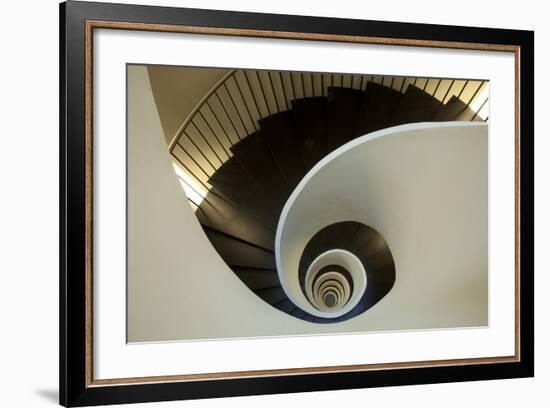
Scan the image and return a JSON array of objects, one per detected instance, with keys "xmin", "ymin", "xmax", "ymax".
[
  {"xmin": 127, "ymin": 66, "xmax": 488, "ymax": 342},
  {"xmin": 128, "ymin": 65, "xmax": 320, "ymax": 342},
  {"xmin": 147, "ymin": 65, "xmax": 228, "ymax": 143}
]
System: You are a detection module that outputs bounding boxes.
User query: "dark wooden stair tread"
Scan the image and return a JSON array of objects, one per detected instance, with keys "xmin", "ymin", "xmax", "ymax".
[
  {"xmin": 355, "ymin": 81, "xmax": 403, "ymax": 135},
  {"xmin": 195, "ymin": 194, "xmax": 275, "ymax": 251},
  {"xmin": 391, "ymin": 85, "xmax": 442, "ymax": 125},
  {"xmin": 433, "ymin": 95, "xmax": 482, "ymax": 121},
  {"xmin": 204, "ymin": 227, "xmax": 276, "ymax": 270},
  {"xmin": 230, "ymin": 131, "xmax": 290, "ymax": 204},
  {"xmin": 291, "ymin": 97, "xmax": 329, "ymax": 170},
  {"xmin": 259, "ymin": 111, "xmax": 305, "ymax": 189},
  {"xmin": 326, "ymin": 87, "xmax": 364, "ymax": 151},
  {"xmin": 232, "ymin": 266, "xmax": 280, "ymax": 290}
]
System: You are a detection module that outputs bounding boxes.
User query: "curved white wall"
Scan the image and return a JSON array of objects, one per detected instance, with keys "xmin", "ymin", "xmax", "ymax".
[
  {"xmin": 276, "ymin": 122, "xmax": 488, "ymax": 327},
  {"xmin": 128, "ymin": 66, "xmax": 318, "ymax": 342}
]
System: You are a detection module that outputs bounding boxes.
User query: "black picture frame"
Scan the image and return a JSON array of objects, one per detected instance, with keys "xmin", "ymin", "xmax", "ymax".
[{"xmin": 60, "ymin": 1, "xmax": 534, "ymax": 406}]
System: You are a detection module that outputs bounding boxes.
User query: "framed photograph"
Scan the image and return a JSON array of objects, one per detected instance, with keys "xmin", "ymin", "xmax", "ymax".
[{"xmin": 60, "ymin": 1, "xmax": 534, "ymax": 406}]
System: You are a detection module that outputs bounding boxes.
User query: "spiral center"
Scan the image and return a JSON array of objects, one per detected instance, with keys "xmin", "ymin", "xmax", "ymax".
[
  {"xmin": 323, "ymin": 292, "xmax": 337, "ymax": 307},
  {"xmin": 303, "ymin": 249, "xmax": 367, "ymax": 317}
]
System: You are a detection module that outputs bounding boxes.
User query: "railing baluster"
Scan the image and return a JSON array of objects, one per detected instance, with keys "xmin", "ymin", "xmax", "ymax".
[
  {"xmin": 465, "ymin": 81, "xmax": 485, "ymax": 108},
  {"xmin": 234, "ymin": 72, "xmax": 259, "ymax": 131},
  {"xmin": 267, "ymin": 72, "xmax": 281, "ymax": 113},
  {"xmin": 300, "ymin": 73, "xmax": 306, "ymax": 98},
  {"xmin": 454, "ymin": 81, "xmax": 486, "ymax": 120},
  {"xmin": 243, "ymin": 71, "xmax": 263, "ymax": 121},
  {"xmin": 471, "ymin": 98, "xmax": 488, "ymax": 121},
  {"xmin": 175, "ymin": 139, "xmax": 214, "ymax": 180},
  {"xmin": 223, "ymin": 81, "xmax": 251, "ymax": 136},
  {"xmin": 171, "ymin": 149, "xmax": 211, "ymax": 189},
  {"xmin": 423, "ymin": 78, "xmax": 429, "ymax": 91},
  {"xmin": 432, "ymin": 79, "xmax": 456, "ymax": 118},
  {"xmin": 213, "ymin": 91, "xmax": 242, "ymax": 141},
  {"xmin": 456, "ymin": 80, "xmax": 469, "ymax": 100},
  {"xmin": 453, "ymin": 81, "xmax": 485, "ymax": 119},
  {"xmin": 440, "ymin": 80, "xmax": 455, "ymax": 103},
  {"xmin": 183, "ymin": 130, "xmax": 217, "ymax": 171},
  {"xmin": 197, "ymin": 110, "xmax": 231, "ymax": 158},
  {"xmin": 278, "ymin": 72, "xmax": 289, "ymax": 111},
  {"xmin": 176, "ymin": 175, "xmax": 211, "ymax": 206},
  {"xmin": 290, "ymin": 72, "xmax": 298, "ymax": 101},
  {"xmin": 205, "ymin": 100, "xmax": 235, "ymax": 146},
  {"xmin": 309, "ymin": 73, "xmax": 314, "ymax": 96},
  {"xmin": 432, "ymin": 79, "xmax": 442, "ymax": 97},
  {"xmin": 255, "ymin": 71, "xmax": 271, "ymax": 116},
  {"xmin": 390, "ymin": 77, "xmax": 395, "ymax": 89},
  {"xmin": 321, "ymin": 74, "xmax": 325, "ymax": 96},
  {"xmin": 190, "ymin": 121, "xmax": 224, "ymax": 165},
  {"xmin": 400, "ymin": 77, "xmax": 407, "ymax": 93},
  {"xmin": 360, "ymin": 75, "xmax": 364, "ymax": 91}
]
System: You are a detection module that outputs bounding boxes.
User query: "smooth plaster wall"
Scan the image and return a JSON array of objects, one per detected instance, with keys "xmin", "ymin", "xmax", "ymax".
[
  {"xmin": 277, "ymin": 123, "xmax": 488, "ymax": 328},
  {"xmin": 127, "ymin": 66, "xmax": 488, "ymax": 341},
  {"xmin": 128, "ymin": 65, "xmax": 321, "ymax": 341},
  {"xmin": 147, "ymin": 65, "xmax": 228, "ymax": 143}
]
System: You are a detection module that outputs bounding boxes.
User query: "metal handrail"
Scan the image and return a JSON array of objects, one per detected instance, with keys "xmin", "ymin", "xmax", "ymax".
[{"xmin": 168, "ymin": 69, "xmax": 237, "ymax": 152}]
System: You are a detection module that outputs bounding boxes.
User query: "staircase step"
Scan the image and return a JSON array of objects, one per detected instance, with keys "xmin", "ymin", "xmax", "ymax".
[
  {"xmin": 254, "ymin": 286, "xmax": 288, "ymax": 305},
  {"xmin": 390, "ymin": 85, "xmax": 441, "ymax": 125},
  {"xmin": 230, "ymin": 131, "xmax": 290, "ymax": 208},
  {"xmin": 232, "ymin": 266, "xmax": 280, "ymax": 290},
  {"xmin": 259, "ymin": 111, "xmax": 305, "ymax": 189},
  {"xmin": 291, "ymin": 97, "xmax": 329, "ymax": 170},
  {"xmin": 434, "ymin": 96, "xmax": 482, "ymax": 121},
  {"xmin": 208, "ymin": 157, "xmax": 278, "ymax": 228},
  {"xmin": 355, "ymin": 82, "xmax": 403, "ymax": 135},
  {"xmin": 195, "ymin": 193, "xmax": 275, "ymax": 251},
  {"xmin": 204, "ymin": 227, "xmax": 276, "ymax": 269},
  {"xmin": 326, "ymin": 87, "xmax": 364, "ymax": 151}
]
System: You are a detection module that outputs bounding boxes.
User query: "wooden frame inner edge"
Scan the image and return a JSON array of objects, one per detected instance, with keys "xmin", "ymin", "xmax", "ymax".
[{"xmin": 84, "ymin": 19, "xmax": 522, "ymax": 388}]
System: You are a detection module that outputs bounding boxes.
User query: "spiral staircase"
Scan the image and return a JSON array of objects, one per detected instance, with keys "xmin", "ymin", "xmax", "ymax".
[{"xmin": 167, "ymin": 70, "xmax": 488, "ymax": 324}]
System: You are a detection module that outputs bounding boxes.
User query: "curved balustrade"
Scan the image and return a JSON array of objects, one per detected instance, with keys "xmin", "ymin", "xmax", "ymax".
[{"xmin": 169, "ymin": 70, "xmax": 489, "ymax": 213}]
